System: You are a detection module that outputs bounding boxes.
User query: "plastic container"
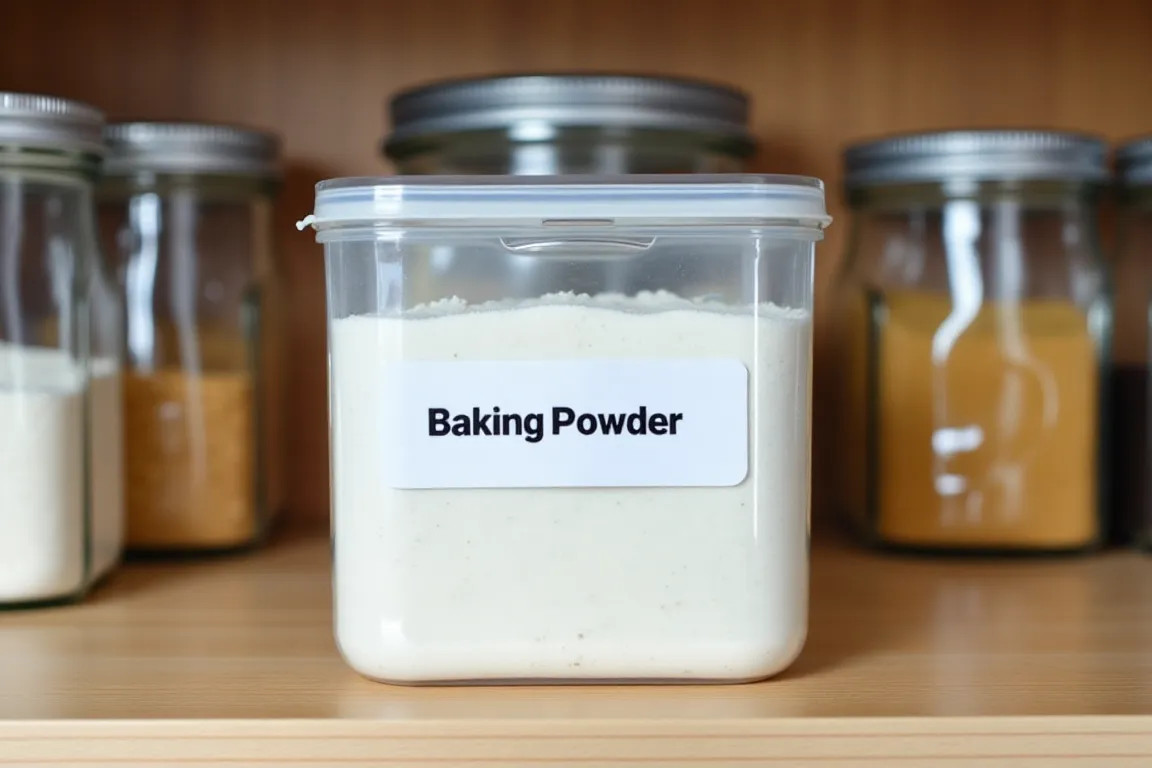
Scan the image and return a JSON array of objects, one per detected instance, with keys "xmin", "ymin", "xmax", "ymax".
[
  {"xmin": 1114, "ymin": 138, "xmax": 1152, "ymax": 550},
  {"xmin": 383, "ymin": 74, "xmax": 754, "ymax": 175},
  {"xmin": 0, "ymin": 93, "xmax": 124, "ymax": 607},
  {"xmin": 300, "ymin": 174, "xmax": 830, "ymax": 684},
  {"xmin": 97, "ymin": 122, "xmax": 284, "ymax": 553},
  {"xmin": 834, "ymin": 130, "xmax": 1111, "ymax": 554}
]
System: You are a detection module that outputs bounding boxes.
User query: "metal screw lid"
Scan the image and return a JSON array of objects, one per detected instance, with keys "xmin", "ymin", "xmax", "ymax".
[
  {"xmin": 103, "ymin": 122, "xmax": 281, "ymax": 178},
  {"xmin": 384, "ymin": 73, "xmax": 754, "ymax": 157},
  {"xmin": 844, "ymin": 130, "xmax": 1109, "ymax": 188},
  {"xmin": 0, "ymin": 92, "xmax": 105, "ymax": 156},
  {"xmin": 1116, "ymin": 137, "xmax": 1152, "ymax": 186}
]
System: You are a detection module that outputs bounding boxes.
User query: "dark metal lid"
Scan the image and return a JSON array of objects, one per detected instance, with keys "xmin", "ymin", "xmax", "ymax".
[
  {"xmin": 384, "ymin": 73, "xmax": 754, "ymax": 157},
  {"xmin": 844, "ymin": 130, "xmax": 1109, "ymax": 188},
  {"xmin": 1116, "ymin": 137, "xmax": 1152, "ymax": 186},
  {"xmin": 103, "ymin": 122, "xmax": 281, "ymax": 177},
  {"xmin": 0, "ymin": 92, "xmax": 105, "ymax": 156}
]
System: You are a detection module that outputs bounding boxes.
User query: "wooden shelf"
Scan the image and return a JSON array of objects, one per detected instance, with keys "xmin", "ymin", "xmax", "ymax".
[{"xmin": 1, "ymin": 529, "xmax": 1150, "ymax": 765}]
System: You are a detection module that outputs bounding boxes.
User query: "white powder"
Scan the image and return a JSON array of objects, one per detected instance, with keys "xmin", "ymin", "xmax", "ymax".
[
  {"xmin": 331, "ymin": 291, "xmax": 811, "ymax": 682},
  {"xmin": 0, "ymin": 345, "xmax": 124, "ymax": 604}
]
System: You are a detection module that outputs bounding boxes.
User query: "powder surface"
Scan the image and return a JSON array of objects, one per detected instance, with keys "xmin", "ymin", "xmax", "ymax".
[{"xmin": 330, "ymin": 291, "xmax": 812, "ymax": 682}]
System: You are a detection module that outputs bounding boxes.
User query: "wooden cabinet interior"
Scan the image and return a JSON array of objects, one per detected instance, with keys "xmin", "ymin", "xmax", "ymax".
[{"xmin": 2, "ymin": 0, "xmax": 1150, "ymax": 523}]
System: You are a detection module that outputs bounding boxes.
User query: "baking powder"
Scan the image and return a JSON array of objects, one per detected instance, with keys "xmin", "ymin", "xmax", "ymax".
[{"xmin": 331, "ymin": 291, "xmax": 811, "ymax": 682}]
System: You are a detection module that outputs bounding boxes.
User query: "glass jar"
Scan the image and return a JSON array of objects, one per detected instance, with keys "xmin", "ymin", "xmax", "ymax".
[
  {"xmin": 1114, "ymin": 138, "xmax": 1152, "ymax": 550},
  {"xmin": 301, "ymin": 174, "xmax": 829, "ymax": 684},
  {"xmin": 834, "ymin": 131, "xmax": 1111, "ymax": 553},
  {"xmin": 384, "ymin": 75, "xmax": 755, "ymax": 302},
  {"xmin": 382, "ymin": 74, "xmax": 754, "ymax": 175},
  {"xmin": 97, "ymin": 123, "xmax": 283, "ymax": 553},
  {"xmin": 0, "ymin": 93, "xmax": 124, "ymax": 606}
]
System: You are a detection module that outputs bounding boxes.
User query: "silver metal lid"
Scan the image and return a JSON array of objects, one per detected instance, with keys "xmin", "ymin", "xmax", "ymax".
[
  {"xmin": 385, "ymin": 74, "xmax": 754, "ymax": 156},
  {"xmin": 1116, "ymin": 137, "xmax": 1152, "ymax": 185},
  {"xmin": 103, "ymin": 122, "xmax": 281, "ymax": 177},
  {"xmin": 0, "ymin": 92, "xmax": 105, "ymax": 156},
  {"xmin": 844, "ymin": 130, "xmax": 1109, "ymax": 187}
]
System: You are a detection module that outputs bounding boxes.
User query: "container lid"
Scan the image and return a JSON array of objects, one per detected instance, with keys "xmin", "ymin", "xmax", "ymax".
[
  {"xmin": 299, "ymin": 174, "xmax": 831, "ymax": 230},
  {"xmin": 103, "ymin": 122, "xmax": 281, "ymax": 177},
  {"xmin": 0, "ymin": 92, "xmax": 105, "ymax": 156},
  {"xmin": 1116, "ymin": 137, "xmax": 1152, "ymax": 185},
  {"xmin": 844, "ymin": 130, "xmax": 1109, "ymax": 187},
  {"xmin": 384, "ymin": 74, "xmax": 754, "ymax": 156}
]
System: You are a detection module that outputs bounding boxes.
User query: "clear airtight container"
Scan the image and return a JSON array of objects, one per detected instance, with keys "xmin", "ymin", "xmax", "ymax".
[
  {"xmin": 300, "ymin": 175, "xmax": 830, "ymax": 684},
  {"xmin": 0, "ymin": 93, "xmax": 124, "ymax": 607}
]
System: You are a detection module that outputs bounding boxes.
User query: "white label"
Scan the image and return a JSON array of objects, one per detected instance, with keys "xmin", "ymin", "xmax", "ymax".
[{"xmin": 382, "ymin": 359, "xmax": 748, "ymax": 489}]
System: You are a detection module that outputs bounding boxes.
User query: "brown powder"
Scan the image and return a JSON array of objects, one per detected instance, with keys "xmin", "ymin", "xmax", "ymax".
[
  {"xmin": 125, "ymin": 370, "xmax": 258, "ymax": 549},
  {"xmin": 842, "ymin": 290, "xmax": 1100, "ymax": 550}
]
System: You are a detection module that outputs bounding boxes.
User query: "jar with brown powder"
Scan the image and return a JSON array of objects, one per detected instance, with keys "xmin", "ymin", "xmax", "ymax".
[
  {"xmin": 834, "ymin": 130, "xmax": 1111, "ymax": 553},
  {"xmin": 98, "ymin": 123, "xmax": 284, "ymax": 552}
]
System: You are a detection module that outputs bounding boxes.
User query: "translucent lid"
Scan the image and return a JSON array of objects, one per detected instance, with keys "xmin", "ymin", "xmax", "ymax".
[{"xmin": 299, "ymin": 174, "xmax": 831, "ymax": 229}]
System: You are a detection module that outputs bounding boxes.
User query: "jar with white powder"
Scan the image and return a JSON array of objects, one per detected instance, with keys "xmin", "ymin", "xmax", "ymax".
[
  {"xmin": 300, "ymin": 175, "xmax": 830, "ymax": 683},
  {"xmin": 0, "ymin": 93, "xmax": 125, "ymax": 608}
]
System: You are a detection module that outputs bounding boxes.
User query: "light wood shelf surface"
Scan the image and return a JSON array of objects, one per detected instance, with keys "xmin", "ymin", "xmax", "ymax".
[{"xmin": 0, "ymin": 529, "xmax": 1150, "ymax": 765}]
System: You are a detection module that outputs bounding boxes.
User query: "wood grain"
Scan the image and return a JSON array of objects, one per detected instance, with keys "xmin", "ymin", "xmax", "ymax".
[
  {"xmin": 0, "ymin": 529, "xmax": 1150, "ymax": 764},
  {"xmin": 3, "ymin": 0, "xmax": 1152, "ymax": 522}
]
